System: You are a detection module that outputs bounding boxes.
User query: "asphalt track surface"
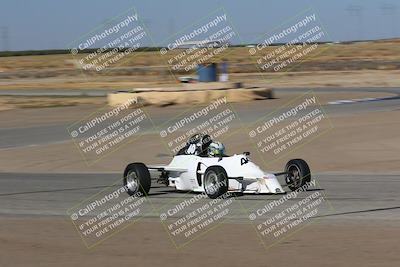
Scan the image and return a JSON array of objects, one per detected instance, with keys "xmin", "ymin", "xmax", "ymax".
[
  {"xmin": 0, "ymin": 172, "xmax": 398, "ymax": 221},
  {"xmin": 0, "ymin": 87, "xmax": 399, "ymax": 221}
]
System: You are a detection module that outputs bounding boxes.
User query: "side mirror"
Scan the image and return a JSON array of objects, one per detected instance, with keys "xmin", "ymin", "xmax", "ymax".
[{"xmin": 243, "ymin": 152, "xmax": 250, "ymax": 156}]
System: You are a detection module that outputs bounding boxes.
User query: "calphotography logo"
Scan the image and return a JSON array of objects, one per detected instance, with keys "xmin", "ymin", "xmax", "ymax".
[
  {"xmin": 158, "ymin": 188, "xmax": 244, "ymax": 249},
  {"xmin": 157, "ymin": 96, "xmax": 240, "ymax": 155},
  {"xmin": 67, "ymin": 97, "xmax": 154, "ymax": 165},
  {"xmin": 67, "ymin": 180, "xmax": 154, "ymax": 248},
  {"xmin": 246, "ymin": 179, "xmax": 332, "ymax": 250},
  {"xmin": 248, "ymin": 91, "xmax": 333, "ymax": 165},
  {"xmin": 158, "ymin": 8, "xmax": 240, "ymax": 79},
  {"xmin": 250, "ymin": 9, "xmax": 330, "ymax": 76},
  {"xmin": 68, "ymin": 7, "xmax": 152, "ymax": 73}
]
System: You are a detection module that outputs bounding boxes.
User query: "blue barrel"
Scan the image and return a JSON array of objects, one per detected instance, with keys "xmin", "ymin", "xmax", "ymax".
[{"xmin": 197, "ymin": 63, "xmax": 217, "ymax": 82}]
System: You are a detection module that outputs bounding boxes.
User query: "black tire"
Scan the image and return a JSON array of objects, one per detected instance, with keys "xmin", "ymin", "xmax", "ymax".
[
  {"xmin": 123, "ymin": 162, "xmax": 151, "ymax": 196},
  {"xmin": 285, "ymin": 159, "xmax": 311, "ymax": 191},
  {"xmin": 203, "ymin": 166, "xmax": 228, "ymax": 199}
]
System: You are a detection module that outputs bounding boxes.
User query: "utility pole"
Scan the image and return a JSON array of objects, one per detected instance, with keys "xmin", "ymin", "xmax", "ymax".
[
  {"xmin": 346, "ymin": 5, "xmax": 364, "ymax": 41},
  {"xmin": 1, "ymin": 26, "xmax": 9, "ymax": 51},
  {"xmin": 380, "ymin": 3, "xmax": 397, "ymax": 38},
  {"xmin": 168, "ymin": 18, "xmax": 175, "ymax": 38}
]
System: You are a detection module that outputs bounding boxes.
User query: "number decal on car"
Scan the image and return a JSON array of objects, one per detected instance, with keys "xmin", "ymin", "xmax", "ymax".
[{"xmin": 241, "ymin": 157, "xmax": 249, "ymax": 165}]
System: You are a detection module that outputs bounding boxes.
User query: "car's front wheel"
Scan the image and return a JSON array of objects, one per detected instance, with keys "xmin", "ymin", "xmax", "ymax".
[
  {"xmin": 123, "ymin": 162, "xmax": 151, "ymax": 196},
  {"xmin": 285, "ymin": 159, "xmax": 311, "ymax": 191},
  {"xmin": 203, "ymin": 166, "xmax": 228, "ymax": 199}
]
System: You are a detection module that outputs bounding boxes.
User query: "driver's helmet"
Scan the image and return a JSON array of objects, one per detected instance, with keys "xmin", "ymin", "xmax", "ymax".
[{"xmin": 208, "ymin": 141, "xmax": 225, "ymax": 157}]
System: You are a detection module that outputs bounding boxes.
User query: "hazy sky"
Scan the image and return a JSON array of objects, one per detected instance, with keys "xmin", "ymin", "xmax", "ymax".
[{"xmin": 0, "ymin": 0, "xmax": 398, "ymax": 51}]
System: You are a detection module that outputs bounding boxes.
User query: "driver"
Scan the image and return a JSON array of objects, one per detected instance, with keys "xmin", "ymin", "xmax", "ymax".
[
  {"xmin": 178, "ymin": 134, "xmax": 225, "ymax": 157},
  {"xmin": 179, "ymin": 133, "xmax": 212, "ymax": 156},
  {"xmin": 207, "ymin": 141, "xmax": 225, "ymax": 157}
]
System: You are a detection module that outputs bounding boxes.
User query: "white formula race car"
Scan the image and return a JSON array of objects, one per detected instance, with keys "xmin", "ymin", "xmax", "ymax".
[{"xmin": 123, "ymin": 134, "xmax": 311, "ymax": 199}]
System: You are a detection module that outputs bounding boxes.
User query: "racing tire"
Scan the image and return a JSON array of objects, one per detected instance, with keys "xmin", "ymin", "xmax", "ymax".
[
  {"xmin": 285, "ymin": 159, "xmax": 311, "ymax": 191},
  {"xmin": 203, "ymin": 166, "xmax": 228, "ymax": 199},
  {"xmin": 123, "ymin": 162, "xmax": 151, "ymax": 196}
]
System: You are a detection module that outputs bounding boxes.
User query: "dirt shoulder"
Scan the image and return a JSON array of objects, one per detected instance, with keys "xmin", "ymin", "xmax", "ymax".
[
  {"xmin": 1, "ymin": 70, "xmax": 399, "ymax": 90},
  {"xmin": 0, "ymin": 217, "xmax": 398, "ymax": 267}
]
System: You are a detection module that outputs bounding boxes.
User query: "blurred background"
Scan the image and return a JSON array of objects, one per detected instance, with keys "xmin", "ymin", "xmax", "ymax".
[{"xmin": 0, "ymin": 0, "xmax": 399, "ymax": 98}]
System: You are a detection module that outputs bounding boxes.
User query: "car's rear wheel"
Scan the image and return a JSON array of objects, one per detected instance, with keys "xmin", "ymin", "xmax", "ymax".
[
  {"xmin": 123, "ymin": 163, "xmax": 151, "ymax": 196},
  {"xmin": 285, "ymin": 159, "xmax": 311, "ymax": 191},
  {"xmin": 203, "ymin": 166, "xmax": 228, "ymax": 199}
]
